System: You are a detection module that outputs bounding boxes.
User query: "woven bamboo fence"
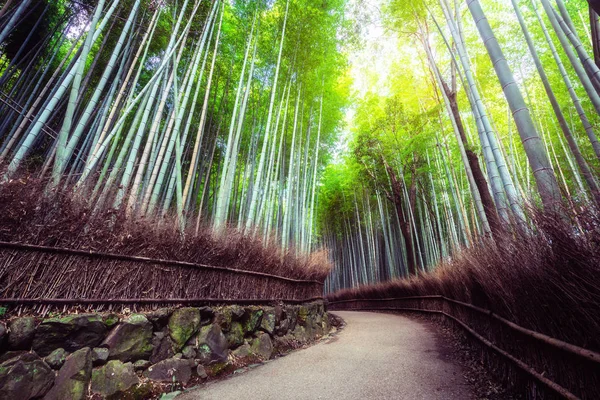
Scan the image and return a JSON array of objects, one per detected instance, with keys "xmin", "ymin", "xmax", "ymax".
[{"xmin": 0, "ymin": 241, "xmax": 324, "ymax": 314}]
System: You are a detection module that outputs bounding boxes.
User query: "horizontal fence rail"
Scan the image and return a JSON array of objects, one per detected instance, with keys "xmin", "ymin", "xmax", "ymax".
[
  {"xmin": 0, "ymin": 241, "xmax": 325, "ymax": 310},
  {"xmin": 0, "ymin": 297, "xmax": 325, "ymax": 306},
  {"xmin": 329, "ymin": 296, "xmax": 600, "ymax": 400}
]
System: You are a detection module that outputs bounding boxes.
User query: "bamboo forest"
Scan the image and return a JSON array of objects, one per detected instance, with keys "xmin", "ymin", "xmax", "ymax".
[{"xmin": 1, "ymin": 0, "xmax": 600, "ymax": 398}]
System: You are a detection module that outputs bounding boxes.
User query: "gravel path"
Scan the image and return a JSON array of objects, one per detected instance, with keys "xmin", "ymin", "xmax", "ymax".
[{"xmin": 176, "ymin": 311, "xmax": 474, "ymax": 400}]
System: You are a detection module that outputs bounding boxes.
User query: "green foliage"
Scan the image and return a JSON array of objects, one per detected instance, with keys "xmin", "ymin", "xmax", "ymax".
[
  {"xmin": 319, "ymin": 0, "xmax": 600, "ymax": 292},
  {"xmin": 317, "ymin": 159, "xmax": 360, "ymax": 235}
]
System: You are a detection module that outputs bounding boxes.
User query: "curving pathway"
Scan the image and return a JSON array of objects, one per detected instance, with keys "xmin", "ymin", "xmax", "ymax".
[{"xmin": 177, "ymin": 311, "xmax": 474, "ymax": 400}]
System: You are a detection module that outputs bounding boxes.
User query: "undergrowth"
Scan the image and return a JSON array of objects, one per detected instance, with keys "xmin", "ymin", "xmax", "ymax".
[{"xmin": 0, "ymin": 175, "xmax": 332, "ymax": 282}]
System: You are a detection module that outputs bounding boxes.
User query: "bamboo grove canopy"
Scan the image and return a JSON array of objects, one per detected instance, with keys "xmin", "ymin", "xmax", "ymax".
[
  {"xmin": 0, "ymin": 0, "xmax": 350, "ymax": 254},
  {"xmin": 2, "ymin": 0, "xmax": 600, "ymax": 294},
  {"xmin": 319, "ymin": 0, "xmax": 600, "ymax": 293}
]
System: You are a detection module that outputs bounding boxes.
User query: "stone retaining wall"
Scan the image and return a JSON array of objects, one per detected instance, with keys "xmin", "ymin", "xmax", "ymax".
[{"xmin": 0, "ymin": 301, "xmax": 334, "ymax": 399}]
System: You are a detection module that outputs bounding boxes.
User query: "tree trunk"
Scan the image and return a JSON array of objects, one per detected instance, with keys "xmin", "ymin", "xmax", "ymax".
[
  {"xmin": 589, "ymin": 0, "xmax": 600, "ymax": 16},
  {"xmin": 445, "ymin": 84, "xmax": 500, "ymax": 233},
  {"xmin": 384, "ymin": 163, "xmax": 417, "ymax": 276},
  {"xmin": 438, "ymin": 0, "xmax": 514, "ymax": 222},
  {"xmin": 418, "ymin": 23, "xmax": 493, "ymax": 235},
  {"xmin": 591, "ymin": 7, "xmax": 600, "ymax": 68}
]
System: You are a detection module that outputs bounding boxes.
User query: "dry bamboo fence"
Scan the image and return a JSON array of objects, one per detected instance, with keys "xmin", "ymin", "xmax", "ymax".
[
  {"xmin": 328, "ymin": 296, "xmax": 600, "ymax": 400},
  {"xmin": 0, "ymin": 241, "xmax": 324, "ymax": 314}
]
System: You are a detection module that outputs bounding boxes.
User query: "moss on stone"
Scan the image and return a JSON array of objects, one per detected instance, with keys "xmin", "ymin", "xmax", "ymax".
[
  {"xmin": 67, "ymin": 380, "xmax": 86, "ymax": 400},
  {"xmin": 103, "ymin": 314, "xmax": 120, "ymax": 328},
  {"xmin": 225, "ymin": 322, "xmax": 244, "ymax": 348},
  {"xmin": 196, "ymin": 344, "xmax": 211, "ymax": 359},
  {"xmin": 102, "ymin": 315, "xmax": 153, "ymax": 362},
  {"xmin": 168, "ymin": 308, "xmax": 201, "ymax": 350},
  {"xmin": 204, "ymin": 362, "xmax": 232, "ymax": 377},
  {"xmin": 125, "ymin": 314, "xmax": 148, "ymax": 325},
  {"xmin": 260, "ymin": 310, "xmax": 276, "ymax": 334},
  {"xmin": 109, "ymin": 381, "xmax": 155, "ymax": 400},
  {"xmin": 297, "ymin": 306, "xmax": 309, "ymax": 326},
  {"xmin": 44, "ymin": 314, "xmax": 101, "ymax": 325},
  {"xmin": 215, "ymin": 308, "xmax": 232, "ymax": 332},
  {"xmin": 243, "ymin": 308, "xmax": 263, "ymax": 333},
  {"xmin": 250, "ymin": 333, "xmax": 273, "ymax": 360},
  {"xmin": 8, "ymin": 317, "xmax": 36, "ymax": 349},
  {"xmin": 44, "ymin": 348, "xmax": 68, "ymax": 369}
]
